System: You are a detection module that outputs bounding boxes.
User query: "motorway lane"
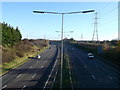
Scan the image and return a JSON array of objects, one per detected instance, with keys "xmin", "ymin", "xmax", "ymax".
[
  {"xmin": 33, "ymin": 46, "xmax": 59, "ymax": 88},
  {"xmin": 65, "ymin": 45, "xmax": 120, "ymax": 88},
  {"xmin": 1, "ymin": 45, "xmax": 58, "ymax": 89}
]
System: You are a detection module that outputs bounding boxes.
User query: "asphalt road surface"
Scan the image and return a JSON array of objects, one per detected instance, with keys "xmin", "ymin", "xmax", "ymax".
[
  {"xmin": 65, "ymin": 45, "xmax": 120, "ymax": 88},
  {"xmin": 1, "ymin": 45, "xmax": 60, "ymax": 89}
]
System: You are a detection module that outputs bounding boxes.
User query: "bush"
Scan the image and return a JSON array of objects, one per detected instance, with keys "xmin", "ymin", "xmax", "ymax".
[
  {"xmin": 2, "ymin": 49, "xmax": 15, "ymax": 63},
  {"xmin": 2, "ymin": 39, "xmax": 49, "ymax": 64}
]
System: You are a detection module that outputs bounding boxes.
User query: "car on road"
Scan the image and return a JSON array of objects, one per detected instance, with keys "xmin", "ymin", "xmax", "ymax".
[
  {"xmin": 88, "ymin": 53, "xmax": 94, "ymax": 59},
  {"xmin": 37, "ymin": 55, "xmax": 41, "ymax": 59}
]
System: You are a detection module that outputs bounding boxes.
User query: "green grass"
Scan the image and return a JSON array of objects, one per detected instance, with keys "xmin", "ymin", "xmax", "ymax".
[
  {"xmin": 62, "ymin": 54, "xmax": 72, "ymax": 88},
  {"xmin": 0, "ymin": 45, "xmax": 50, "ymax": 75},
  {"xmin": 53, "ymin": 54, "xmax": 72, "ymax": 88}
]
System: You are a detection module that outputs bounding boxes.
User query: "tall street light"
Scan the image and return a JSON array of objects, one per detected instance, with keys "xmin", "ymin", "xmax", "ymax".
[
  {"xmin": 56, "ymin": 30, "xmax": 74, "ymax": 39},
  {"xmin": 63, "ymin": 31, "xmax": 74, "ymax": 38},
  {"xmin": 33, "ymin": 10, "xmax": 95, "ymax": 88}
]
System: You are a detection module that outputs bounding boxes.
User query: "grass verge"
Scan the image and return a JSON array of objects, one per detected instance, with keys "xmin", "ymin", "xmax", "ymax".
[
  {"xmin": 0, "ymin": 45, "xmax": 50, "ymax": 76},
  {"xmin": 53, "ymin": 53, "xmax": 72, "ymax": 88}
]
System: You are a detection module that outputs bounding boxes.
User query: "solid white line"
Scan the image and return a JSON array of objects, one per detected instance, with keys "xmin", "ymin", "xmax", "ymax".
[
  {"xmin": 29, "ymin": 66, "xmax": 32, "ymax": 68},
  {"xmin": 43, "ymin": 57, "xmax": 58, "ymax": 89},
  {"xmin": 17, "ymin": 74, "xmax": 22, "ymax": 78},
  {"xmin": 2, "ymin": 85, "xmax": 7, "ymax": 89},
  {"xmin": 108, "ymin": 75, "xmax": 112, "ymax": 79},
  {"xmin": 92, "ymin": 75, "xmax": 95, "ymax": 79},
  {"xmin": 41, "ymin": 66, "xmax": 43, "ymax": 69},
  {"xmin": 32, "ymin": 74, "xmax": 36, "ymax": 78}
]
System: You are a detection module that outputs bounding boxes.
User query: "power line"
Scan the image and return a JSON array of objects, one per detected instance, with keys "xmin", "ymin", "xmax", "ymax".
[
  {"xmin": 100, "ymin": 18, "xmax": 118, "ymax": 25},
  {"xmin": 98, "ymin": 2, "xmax": 113, "ymax": 13},
  {"xmin": 100, "ymin": 5, "xmax": 118, "ymax": 20},
  {"xmin": 92, "ymin": 12, "xmax": 99, "ymax": 41}
]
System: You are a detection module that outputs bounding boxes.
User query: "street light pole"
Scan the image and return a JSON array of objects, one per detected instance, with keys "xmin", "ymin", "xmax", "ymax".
[
  {"xmin": 33, "ymin": 10, "xmax": 95, "ymax": 89},
  {"xmin": 60, "ymin": 13, "xmax": 64, "ymax": 88}
]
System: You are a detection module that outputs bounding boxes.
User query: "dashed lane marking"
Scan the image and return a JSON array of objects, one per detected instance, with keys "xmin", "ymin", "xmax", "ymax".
[
  {"xmin": 2, "ymin": 85, "xmax": 7, "ymax": 89},
  {"xmin": 17, "ymin": 74, "xmax": 22, "ymax": 78},
  {"xmin": 108, "ymin": 75, "xmax": 112, "ymax": 79},
  {"xmin": 55, "ymin": 71, "xmax": 57, "ymax": 76},
  {"xmin": 92, "ymin": 74, "xmax": 95, "ymax": 79},
  {"xmin": 32, "ymin": 74, "xmax": 36, "ymax": 78},
  {"xmin": 41, "ymin": 66, "xmax": 43, "ymax": 69}
]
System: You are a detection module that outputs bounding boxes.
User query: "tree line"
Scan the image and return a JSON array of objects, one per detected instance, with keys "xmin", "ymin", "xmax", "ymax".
[{"xmin": 1, "ymin": 22, "xmax": 22, "ymax": 46}]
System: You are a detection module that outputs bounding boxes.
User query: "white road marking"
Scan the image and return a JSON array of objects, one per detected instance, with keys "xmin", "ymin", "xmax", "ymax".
[
  {"xmin": 41, "ymin": 66, "xmax": 43, "ymax": 69},
  {"xmin": 43, "ymin": 57, "xmax": 58, "ymax": 89},
  {"xmin": 32, "ymin": 74, "xmax": 36, "ymax": 78},
  {"xmin": 29, "ymin": 66, "xmax": 32, "ymax": 68},
  {"xmin": 53, "ymin": 78, "xmax": 56, "ymax": 82},
  {"xmin": 84, "ymin": 65, "xmax": 87, "ymax": 68},
  {"xmin": 108, "ymin": 75, "xmax": 112, "ymax": 79},
  {"xmin": 55, "ymin": 71, "xmax": 57, "ymax": 76},
  {"xmin": 92, "ymin": 75, "xmax": 95, "ymax": 79},
  {"xmin": 68, "ymin": 56, "xmax": 74, "ymax": 90},
  {"xmin": 53, "ymin": 71, "xmax": 58, "ymax": 82},
  {"xmin": 2, "ymin": 85, "xmax": 7, "ymax": 89},
  {"xmin": 17, "ymin": 74, "xmax": 22, "ymax": 78},
  {"xmin": 69, "ymin": 70, "xmax": 71, "ymax": 75},
  {"xmin": 21, "ymin": 85, "xmax": 26, "ymax": 90}
]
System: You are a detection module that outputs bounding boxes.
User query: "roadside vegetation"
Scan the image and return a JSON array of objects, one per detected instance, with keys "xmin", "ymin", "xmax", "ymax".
[
  {"xmin": 1, "ymin": 22, "xmax": 22, "ymax": 46},
  {"xmin": 0, "ymin": 22, "xmax": 49, "ymax": 75},
  {"xmin": 53, "ymin": 54, "xmax": 72, "ymax": 88},
  {"xmin": 69, "ymin": 40, "xmax": 120, "ymax": 70}
]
